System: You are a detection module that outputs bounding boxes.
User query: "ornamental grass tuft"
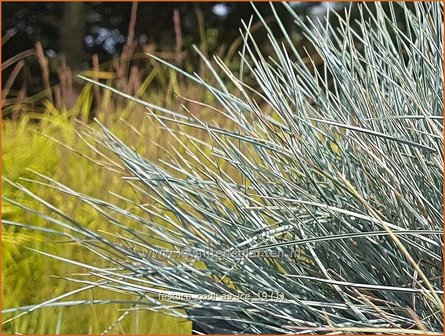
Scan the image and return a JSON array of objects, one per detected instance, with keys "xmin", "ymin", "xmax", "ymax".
[{"xmin": 3, "ymin": 2, "xmax": 444, "ymax": 334}]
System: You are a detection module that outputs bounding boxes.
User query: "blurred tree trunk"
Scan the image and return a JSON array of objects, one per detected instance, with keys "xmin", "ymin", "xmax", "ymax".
[{"xmin": 59, "ymin": 3, "xmax": 86, "ymax": 70}]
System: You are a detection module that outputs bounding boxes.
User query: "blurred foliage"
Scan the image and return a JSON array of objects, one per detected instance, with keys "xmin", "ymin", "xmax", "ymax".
[
  {"xmin": 2, "ymin": 40, "xmax": 246, "ymax": 331},
  {"xmin": 2, "ymin": 2, "xmax": 314, "ymax": 63},
  {"xmin": 2, "ymin": 91, "xmax": 183, "ymax": 334},
  {"xmin": 2, "ymin": 2, "xmax": 321, "ymax": 102}
]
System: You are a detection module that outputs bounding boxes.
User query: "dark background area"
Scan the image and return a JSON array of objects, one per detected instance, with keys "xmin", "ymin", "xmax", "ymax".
[
  {"xmin": 2, "ymin": 2, "xmax": 321, "ymax": 69},
  {"xmin": 2, "ymin": 2, "xmax": 332, "ymax": 102},
  {"xmin": 3, "ymin": 2, "xmax": 339, "ymax": 108}
]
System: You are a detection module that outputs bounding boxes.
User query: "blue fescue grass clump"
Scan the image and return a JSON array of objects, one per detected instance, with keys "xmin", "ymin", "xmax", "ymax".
[{"xmin": 3, "ymin": 2, "xmax": 443, "ymax": 334}]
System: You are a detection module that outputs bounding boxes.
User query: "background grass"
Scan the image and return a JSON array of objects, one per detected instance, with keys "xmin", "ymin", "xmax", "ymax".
[{"xmin": 1, "ymin": 69, "xmax": 233, "ymax": 333}]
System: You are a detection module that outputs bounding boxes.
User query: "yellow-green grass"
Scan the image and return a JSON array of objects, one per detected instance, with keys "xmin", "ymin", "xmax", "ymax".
[
  {"xmin": 2, "ymin": 49, "xmax": 278, "ymax": 332},
  {"xmin": 1, "ymin": 79, "xmax": 234, "ymax": 334}
]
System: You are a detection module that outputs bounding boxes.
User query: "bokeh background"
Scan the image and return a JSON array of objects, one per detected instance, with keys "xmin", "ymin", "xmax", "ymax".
[{"xmin": 2, "ymin": 2, "xmax": 334, "ymax": 105}]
